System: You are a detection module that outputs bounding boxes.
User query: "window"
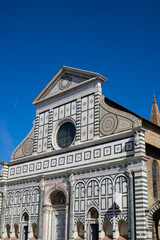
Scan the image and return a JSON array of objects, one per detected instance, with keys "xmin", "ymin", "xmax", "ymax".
[
  {"xmin": 152, "ymin": 162, "xmax": 158, "ymax": 199},
  {"xmin": 57, "ymin": 122, "xmax": 76, "ymax": 148}
]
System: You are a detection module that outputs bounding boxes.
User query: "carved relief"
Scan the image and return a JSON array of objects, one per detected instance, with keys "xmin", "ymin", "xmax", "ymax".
[
  {"xmin": 99, "ymin": 96, "xmax": 140, "ymax": 136},
  {"xmin": 11, "ymin": 122, "xmax": 35, "ymax": 160}
]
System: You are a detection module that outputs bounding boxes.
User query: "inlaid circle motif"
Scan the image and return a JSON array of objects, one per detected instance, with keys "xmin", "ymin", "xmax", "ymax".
[
  {"xmin": 22, "ymin": 138, "xmax": 33, "ymax": 156},
  {"xmin": 100, "ymin": 113, "xmax": 118, "ymax": 135},
  {"xmin": 59, "ymin": 75, "xmax": 72, "ymax": 90}
]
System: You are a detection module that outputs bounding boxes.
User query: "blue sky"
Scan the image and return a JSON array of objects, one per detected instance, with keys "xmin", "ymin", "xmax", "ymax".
[{"xmin": 0, "ymin": 0, "xmax": 160, "ymax": 162}]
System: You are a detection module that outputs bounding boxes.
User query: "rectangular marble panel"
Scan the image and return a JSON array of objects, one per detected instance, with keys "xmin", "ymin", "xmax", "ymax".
[
  {"xmin": 88, "ymin": 94, "xmax": 94, "ymax": 109},
  {"xmin": 81, "ymin": 97, "xmax": 88, "ymax": 111},
  {"xmin": 71, "ymin": 101, "xmax": 77, "ymax": 115},
  {"xmin": 59, "ymin": 105, "xmax": 65, "ymax": 119},
  {"xmin": 88, "ymin": 109, "xmax": 94, "ymax": 124},
  {"xmin": 65, "ymin": 103, "xmax": 71, "ymax": 117}
]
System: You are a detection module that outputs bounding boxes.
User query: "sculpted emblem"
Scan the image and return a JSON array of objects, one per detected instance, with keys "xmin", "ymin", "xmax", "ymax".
[
  {"xmin": 59, "ymin": 74, "xmax": 72, "ymax": 90},
  {"xmin": 100, "ymin": 113, "xmax": 118, "ymax": 135},
  {"xmin": 22, "ymin": 138, "xmax": 34, "ymax": 156}
]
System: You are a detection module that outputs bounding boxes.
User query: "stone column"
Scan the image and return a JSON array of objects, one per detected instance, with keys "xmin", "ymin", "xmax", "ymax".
[
  {"xmin": 0, "ymin": 193, "xmax": 5, "ymax": 239},
  {"xmin": 128, "ymin": 171, "xmax": 135, "ymax": 240},
  {"xmin": 38, "ymin": 177, "xmax": 45, "ymax": 240},
  {"xmin": 69, "ymin": 174, "xmax": 75, "ymax": 240}
]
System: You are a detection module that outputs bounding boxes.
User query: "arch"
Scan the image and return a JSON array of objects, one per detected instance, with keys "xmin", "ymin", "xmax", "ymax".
[
  {"xmin": 87, "ymin": 178, "xmax": 99, "ymax": 187},
  {"xmin": 74, "ymin": 221, "xmax": 84, "ymax": 239},
  {"xmin": 148, "ymin": 201, "xmax": 160, "ymax": 228},
  {"xmin": 100, "ymin": 176, "xmax": 113, "ymax": 185},
  {"xmin": 22, "ymin": 212, "xmax": 29, "ymax": 222},
  {"xmin": 32, "ymin": 223, "xmax": 38, "ymax": 239},
  {"xmin": 14, "ymin": 191, "xmax": 21, "ymax": 205},
  {"xmin": 14, "ymin": 223, "xmax": 19, "ymax": 238},
  {"xmin": 87, "ymin": 180, "xmax": 99, "ymax": 198},
  {"xmin": 23, "ymin": 190, "xmax": 31, "ymax": 204},
  {"xmin": 6, "ymin": 224, "xmax": 10, "ymax": 238},
  {"xmin": 115, "ymin": 215, "xmax": 128, "ymax": 228},
  {"xmin": 102, "ymin": 220, "xmax": 113, "ymax": 239},
  {"xmin": 44, "ymin": 185, "xmax": 69, "ymax": 205},
  {"xmin": 75, "ymin": 181, "xmax": 85, "ymax": 199},
  {"xmin": 74, "ymin": 180, "xmax": 85, "ymax": 189},
  {"xmin": 113, "ymin": 174, "xmax": 128, "ymax": 185},
  {"xmin": 118, "ymin": 219, "xmax": 128, "ymax": 239},
  {"xmin": 50, "ymin": 190, "xmax": 66, "ymax": 205},
  {"xmin": 32, "ymin": 188, "xmax": 40, "ymax": 203},
  {"xmin": 88, "ymin": 207, "xmax": 99, "ymax": 219}
]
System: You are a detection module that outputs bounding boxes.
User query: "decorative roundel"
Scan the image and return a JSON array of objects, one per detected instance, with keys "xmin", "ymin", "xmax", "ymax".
[
  {"xmin": 59, "ymin": 75, "xmax": 72, "ymax": 90},
  {"xmin": 22, "ymin": 138, "xmax": 33, "ymax": 156},
  {"xmin": 100, "ymin": 113, "xmax": 118, "ymax": 135}
]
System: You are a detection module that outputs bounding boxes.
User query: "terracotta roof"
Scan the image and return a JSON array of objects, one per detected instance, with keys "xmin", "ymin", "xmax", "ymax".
[
  {"xmin": 116, "ymin": 237, "xmax": 128, "ymax": 240},
  {"xmin": 74, "ymin": 237, "xmax": 84, "ymax": 240},
  {"xmin": 150, "ymin": 96, "xmax": 160, "ymax": 126},
  {"xmin": 102, "ymin": 236, "xmax": 112, "ymax": 240}
]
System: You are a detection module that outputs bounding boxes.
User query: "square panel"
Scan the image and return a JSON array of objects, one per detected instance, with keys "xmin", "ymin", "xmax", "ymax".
[
  {"xmin": 75, "ymin": 153, "xmax": 82, "ymax": 162},
  {"xmin": 84, "ymin": 151, "xmax": 91, "ymax": 160},
  {"xmin": 10, "ymin": 168, "xmax": 15, "ymax": 176},
  {"xmin": 59, "ymin": 157, "xmax": 65, "ymax": 165},
  {"xmin": 29, "ymin": 164, "xmax": 35, "ymax": 171},
  {"xmin": 114, "ymin": 144, "xmax": 122, "ymax": 154},
  {"xmin": 16, "ymin": 167, "xmax": 21, "ymax": 174},
  {"xmin": 51, "ymin": 159, "xmax": 57, "ymax": 167},
  {"xmin": 125, "ymin": 141, "xmax": 133, "ymax": 152},
  {"xmin": 67, "ymin": 155, "xmax": 73, "ymax": 164},
  {"xmin": 23, "ymin": 165, "xmax": 28, "ymax": 173},
  {"xmin": 104, "ymin": 146, "xmax": 111, "ymax": 156},
  {"xmin": 43, "ymin": 160, "xmax": 49, "ymax": 169},
  {"xmin": 36, "ymin": 162, "xmax": 42, "ymax": 170},
  {"xmin": 94, "ymin": 149, "xmax": 101, "ymax": 158}
]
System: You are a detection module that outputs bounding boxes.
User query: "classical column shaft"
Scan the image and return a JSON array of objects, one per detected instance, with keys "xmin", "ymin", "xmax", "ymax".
[
  {"xmin": 0, "ymin": 194, "xmax": 5, "ymax": 238},
  {"xmin": 69, "ymin": 184, "xmax": 73, "ymax": 240},
  {"xmin": 129, "ymin": 172, "xmax": 135, "ymax": 240},
  {"xmin": 38, "ymin": 189, "xmax": 44, "ymax": 240}
]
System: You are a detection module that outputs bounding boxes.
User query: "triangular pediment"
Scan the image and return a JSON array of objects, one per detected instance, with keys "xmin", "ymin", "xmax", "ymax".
[{"xmin": 32, "ymin": 66, "xmax": 107, "ymax": 105}]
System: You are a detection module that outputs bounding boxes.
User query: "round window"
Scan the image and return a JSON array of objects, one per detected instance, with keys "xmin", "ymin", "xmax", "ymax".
[{"xmin": 57, "ymin": 122, "xmax": 76, "ymax": 148}]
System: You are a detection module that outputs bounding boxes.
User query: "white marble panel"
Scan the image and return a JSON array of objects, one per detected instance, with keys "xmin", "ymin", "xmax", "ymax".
[
  {"xmin": 81, "ymin": 126, "xmax": 87, "ymax": 142},
  {"xmin": 88, "ymin": 124, "xmax": 94, "ymax": 140},
  {"xmin": 65, "ymin": 103, "xmax": 71, "ymax": 117},
  {"xmin": 59, "ymin": 105, "xmax": 64, "ymax": 119},
  {"xmin": 39, "ymin": 113, "xmax": 44, "ymax": 126},
  {"xmin": 44, "ymin": 111, "xmax": 49, "ymax": 124},
  {"xmin": 43, "ymin": 138, "xmax": 48, "ymax": 152},
  {"xmin": 53, "ymin": 107, "xmax": 59, "ymax": 121},
  {"xmin": 88, "ymin": 94, "xmax": 94, "ymax": 109},
  {"xmin": 44, "ymin": 125, "xmax": 48, "ymax": 138},
  {"xmin": 38, "ymin": 139, "xmax": 43, "ymax": 153},
  {"xmin": 71, "ymin": 101, "xmax": 77, "ymax": 115},
  {"xmin": 38, "ymin": 126, "xmax": 44, "ymax": 139},
  {"xmin": 101, "ymin": 198, "xmax": 106, "ymax": 210},
  {"xmin": 82, "ymin": 96, "xmax": 88, "ymax": 111},
  {"xmin": 81, "ymin": 111, "xmax": 88, "ymax": 126},
  {"xmin": 88, "ymin": 109, "xmax": 94, "ymax": 124},
  {"xmin": 81, "ymin": 200, "xmax": 85, "ymax": 211}
]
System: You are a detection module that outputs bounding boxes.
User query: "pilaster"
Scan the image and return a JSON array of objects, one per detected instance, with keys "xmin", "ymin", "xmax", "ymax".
[
  {"xmin": 37, "ymin": 177, "xmax": 45, "ymax": 240},
  {"xmin": 69, "ymin": 173, "xmax": 75, "ymax": 240}
]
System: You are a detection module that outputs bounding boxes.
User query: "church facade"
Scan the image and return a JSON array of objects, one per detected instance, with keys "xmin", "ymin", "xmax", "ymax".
[{"xmin": 0, "ymin": 66, "xmax": 160, "ymax": 240}]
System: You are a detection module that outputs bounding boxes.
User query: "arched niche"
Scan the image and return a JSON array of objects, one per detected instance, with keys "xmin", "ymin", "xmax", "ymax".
[
  {"xmin": 74, "ymin": 221, "xmax": 84, "ymax": 240},
  {"xmin": 21, "ymin": 212, "xmax": 29, "ymax": 240},
  {"xmin": 118, "ymin": 220, "xmax": 128, "ymax": 239},
  {"xmin": 87, "ymin": 207, "xmax": 99, "ymax": 240},
  {"xmin": 102, "ymin": 220, "xmax": 113, "ymax": 239},
  {"xmin": 50, "ymin": 190, "xmax": 66, "ymax": 205},
  {"xmin": 43, "ymin": 188, "xmax": 68, "ymax": 240}
]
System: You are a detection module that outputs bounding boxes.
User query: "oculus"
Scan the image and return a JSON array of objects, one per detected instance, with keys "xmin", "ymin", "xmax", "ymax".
[{"xmin": 57, "ymin": 122, "xmax": 76, "ymax": 148}]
